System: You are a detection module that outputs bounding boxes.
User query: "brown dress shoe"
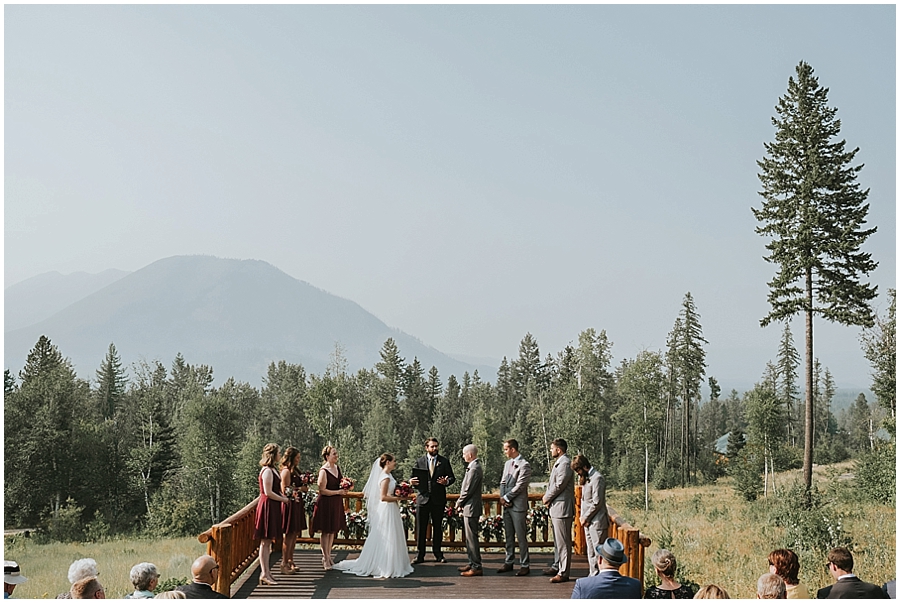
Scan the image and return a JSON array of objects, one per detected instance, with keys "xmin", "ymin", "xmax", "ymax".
[
  {"xmin": 497, "ymin": 564, "xmax": 514, "ymax": 573},
  {"xmin": 550, "ymin": 575, "xmax": 569, "ymax": 583},
  {"xmin": 542, "ymin": 568, "xmax": 558, "ymax": 576},
  {"xmin": 458, "ymin": 565, "xmax": 472, "ymax": 572},
  {"xmin": 461, "ymin": 568, "xmax": 483, "ymax": 577},
  {"xmin": 516, "ymin": 567, "xmax": 530, "ymax": 576}
]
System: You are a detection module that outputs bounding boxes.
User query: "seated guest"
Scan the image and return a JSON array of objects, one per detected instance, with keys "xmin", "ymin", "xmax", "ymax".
[
  {"xmin": 694, "ymin": 584, "xmax": 730, "ymax": 599},
  {"xmin": 175, "ymin": 556, "xmax": 228, "ymax": 599},
  {"xmin": 57, "ymin": 559, "xmax": 100, "ymax": 599},
  {"xmin": 645, "ymin": 549, "xmax": 695, "ymax": 599},
  {"xmin": 571, "ymin": 538, "xmax": 641, "ymax": 599},
  {"xmin": 816, "ymin": 547, "xmax": 889, "ymax": 599},
  {"xmin": 757, "ymin": 573, "xmax": 787, "ymax": 599},
  {"xmin": 70, "ymin": 577, "xmax": 105, "ymax": 599},
  {"xmin": 153, "ymin": 592, "xmax": 186, "ymax": 599},
  {"xmin": 125, "ymin": 563, "xmax": 160, "ymax": 599},
  {"xmin": 4, "ymin": 561, "xmax": 28, "ymax": 599},
  {"xmin": 882, "ymin": 580, "xmax": 895, "ymax": 599},
  {"xmin": 767, "ymin": 549, "xmax": 808, "ymax": 599}
]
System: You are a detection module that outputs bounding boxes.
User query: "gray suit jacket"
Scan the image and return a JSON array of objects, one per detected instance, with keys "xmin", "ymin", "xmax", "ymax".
[
  {"xmin": 545, "ymin": 454, "xmax": 574, "ymax": 519},
  {"xmin": 456, "ymin": 459, "xmax": 483, "ymax": 518},
  {"xmin": 579, "ymin": 468, "xmax": 608, "ymax": 529},
  {"xmin": 500, "ymin": 456, "xmax": 532, "ymax": 512}
]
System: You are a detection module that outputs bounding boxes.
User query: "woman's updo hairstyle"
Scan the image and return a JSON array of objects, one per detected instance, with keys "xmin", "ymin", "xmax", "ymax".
[
  {"xmin": 281, "ymin": 446, "xmax": 300, "ymax": 470},
  {"xmin": 321, "ymin": 445, "xmax": 337, "ymax": 462},
  {"xmin": 259, "ymin": 443, "xmax": 280, "ymax": 468},
  {"xmin": 379, "ymin": 453, "xmax": 395, "ymax": 468},
  {"xmin": 651, "ymin": 548, "xmax": 677, "ymax": 578}
]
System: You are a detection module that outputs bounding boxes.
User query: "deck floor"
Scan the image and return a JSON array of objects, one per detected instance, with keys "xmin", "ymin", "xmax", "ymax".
[{"xmin": 234, "ymin": 548, "xmax": 594, "ymax": 599}]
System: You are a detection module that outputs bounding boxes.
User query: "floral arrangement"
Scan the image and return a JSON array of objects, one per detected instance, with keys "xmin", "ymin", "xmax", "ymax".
[
  {"xmin": 527, "ymin": 504, "xmax": 550, "ymax": 532},
  {"xmin": 284, "ymin": 486, "xmax": 302, "ymax": 503},
  {"xmin": 399, "ymin": 500, "xmax": 416, "ymax": 533},
  {"xmin": 479, "ymin": 514, "xmax": 504, "ymax": 541},
  {"xmin": 394, "ymin": 481, "xmax": 414, "ymax": 498},
  {"xmin": 444, "ymin": 505, "xmax": 464, "ymax": 531},
  {"xmin": 340, "ymin": 476, "xmax": 355, "ymax": 491},
  {"xmin": 344, "ymin": 510, "xmax": 369, "ymax": 539},
  {"xmin": 298, "ymin": 471, "xmax": 315, "ymax": 486},
  {"xmin": 303, "ymin": 491, "xmax": 317, "ymax": 516}
]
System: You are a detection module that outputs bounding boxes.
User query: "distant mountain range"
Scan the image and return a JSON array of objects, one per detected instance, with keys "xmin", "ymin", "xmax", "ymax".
[{"xmin": 4, "ymin": 255, "xmax": 497, "ymax": 385}]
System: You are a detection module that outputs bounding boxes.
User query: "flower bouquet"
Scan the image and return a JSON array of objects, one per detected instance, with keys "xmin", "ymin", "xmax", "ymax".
[
  {"xmin": 343, "ymin": 510, "xmax": 369, "ymax": 539},
  {"xmin": 444, "ymin": 504, "xmax": 464, "ymax": 531},
  {"xmin": 340, "ymin": 476, "xmax": 355, "ymax": 491},
  {"xmin": 298, "ymin": 471, "xmax": 315, "ymax": 486},
  {"xmin": 399, "ymin": 500, "xmax": 415, "ymax": 533},
  {"xmin": 394, "ymin": 481, "xmax": 414, "ymax": 499},
  {"xmin": 284, "ymin": 486, "xmax": 302, "ymax": 503}
]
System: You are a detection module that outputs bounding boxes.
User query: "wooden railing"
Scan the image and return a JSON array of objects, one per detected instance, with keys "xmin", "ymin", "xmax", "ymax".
[{"xmin": 198, "ymin": 487, "xmax": 650, "ymax": 596}]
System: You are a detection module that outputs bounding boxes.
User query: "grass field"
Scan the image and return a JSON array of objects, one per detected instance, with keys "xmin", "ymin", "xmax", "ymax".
[{"xmin": 607, "ymin": 461, "xmax": 896, "ymax": 599}]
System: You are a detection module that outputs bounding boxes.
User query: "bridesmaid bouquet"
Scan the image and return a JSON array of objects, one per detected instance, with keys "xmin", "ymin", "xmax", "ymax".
[
  {"xmin": 394, "ymin": 481, "xmax": 413, "ymax": 498},
  {"xmin": 340, "ymin": 476, "xmax": 355, "ymax": 491},
  {"xmin": 298, "ymin": 471, "xmax": 315, "ymax": 486},
  {"xmin": 284, "ymin": 486, "xmax": 301, "ymax": 502}
]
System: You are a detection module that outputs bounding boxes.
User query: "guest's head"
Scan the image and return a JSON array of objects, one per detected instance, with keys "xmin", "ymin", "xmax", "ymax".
[
  {"xmin": 767, "ymin": 549, "xmax": 800, "ymax": 586},
  {"xmin": 826, "ymin": 547, "xmax": 853, "ymax": 576},
  {"xmin": 571, "ymin": 453, "xmax": 592, "ymax": 480},
  {"xmin": 4, "ymin": 560, "xmax": 27, "ymax": 598},
  {"xmin": 154, "ymin": 591, "xmax": 186, "ymax": 599},
  {"xmin": 190, "ymin": 555, "xmax": 219, "ymax": 586},
  {"xmin": 462, "ymin": 444, "xmax": 477, "ymax": 463},
  {"xmin": 130, "ymin": 562, "xmax": 160, "ymax": 593},
  {"xmin": 503, "ymin": 439, "xmax": 520, "ymax": 459},
  {"xmin": 757, "ymin": 573, "xmax": 786, "ymax": 599},
  {"xmin": 71, "ymin": 577, "xmax": 105, "ymax": 599},
  {"xmin": 596, "ymin": 538, "xmax": 628, "ymax": 571},
  {"xmin": 321, "ymin": 445, "xmax": 338, "ymax": 463},
  {"xmin": 281, "ymin": 446, "xmax": 300, "ymax": 471},
  {"xmin": 259, "ymin": 443, "xmax": 280, "ymax": 468},
  {"xmin": 652, "ymin": 549, "xmax": 677, "ymax": 579},
  {"xmin": 550, "ymin": 438, "xmax": 567, "ymax": 458},
  {"xmin": 694, "ymin": 584, "xmax": 730, "ymax": 599},
  {"xmin": 68, "ymin": 558, "xmax": 100, "ymax": 584},
  {"xmin": 379, "ymin": 453, "xmax": 395, "ymax": 470}
]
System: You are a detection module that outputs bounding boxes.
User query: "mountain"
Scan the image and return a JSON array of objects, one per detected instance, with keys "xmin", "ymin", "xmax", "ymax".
[
  {"xmin": 4, "ymin": 256, "xmax": 496, "ymax": 385},
  {"xmin": 5, "ymin": 269, "xmax": 131, "ymax": 331}
]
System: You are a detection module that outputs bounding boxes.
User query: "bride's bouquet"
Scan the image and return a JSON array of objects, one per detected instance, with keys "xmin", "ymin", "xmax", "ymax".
[
  {"xmin": 340, "ymin": 476, "xmax": 355, "ymax": 491},
  {"xmin": 394, "ymin": 481, "xmax": 414, "ymax": 498}
]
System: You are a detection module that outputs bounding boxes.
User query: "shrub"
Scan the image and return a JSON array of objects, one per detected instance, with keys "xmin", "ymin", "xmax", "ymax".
[
  {"xmin": 38, "ymin": 498, "xmax": 85, "ymax": 543},
  {"xmin": 729, "ymin": 445, "xmax": 763, "ymax": 501},
  {"xmin": 154, "ymin": 576, "xmax": 192, "ymax": 595},
  {"xmin": 855, "ymin": 441, "xmax": 895, "ymax": 504},
  {"xmin": 772, "ymin": 482, "xmax": 852, "ymax": 556}
]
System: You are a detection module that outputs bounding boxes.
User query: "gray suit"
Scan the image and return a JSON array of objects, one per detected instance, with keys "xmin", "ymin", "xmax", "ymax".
[
  {"xmin": 579, "ymin": 467, "xmax": 608, "ymax": 576},
  {"xmin": 545, "ymin": 453, "xmax": 574, "ymax": 578},
  {"xmin": 500, "ymin": 455, "xmax": 532, "ymax": 568},
  {"xmin": 456, "ymin": 458, "xmax": 483, "ymax": 569}
]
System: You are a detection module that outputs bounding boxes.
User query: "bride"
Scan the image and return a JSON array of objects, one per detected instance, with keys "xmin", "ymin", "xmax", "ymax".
[{"xmin": 333, "ymin": 453, "xmax": 414, "ymax": 579}]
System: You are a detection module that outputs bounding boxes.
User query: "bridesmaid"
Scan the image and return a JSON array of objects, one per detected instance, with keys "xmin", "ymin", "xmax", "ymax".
[
  {"xmin": 310, "ymin": 446, "xmax": 349, "ymax": 570},
  {"xmin": 254, "ymin": 443, "xmax": 290, "ymax": 586},
  {"xmin": 280, "ymin": 446, "xmax": 308, "ymax": 574}
]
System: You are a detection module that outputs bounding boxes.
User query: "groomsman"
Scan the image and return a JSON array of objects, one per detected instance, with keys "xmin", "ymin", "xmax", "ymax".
[
  {"xmin": 571, "ymin": 453, "xmax": 608, "ymax": 577},
  {"xmin": 498, "ymin": 439, "xmax": 532, "ymax": 576},
  {"xmin": 410, "ymin": 437, "xmax": 455, "ymax": 564},
  {"xmin": 542, "ymin": 438, "xmax": 574, "ymax": 583},
  {"xmin": 455, "ymin": 444, "xmax": 483, "ymax": 577}
]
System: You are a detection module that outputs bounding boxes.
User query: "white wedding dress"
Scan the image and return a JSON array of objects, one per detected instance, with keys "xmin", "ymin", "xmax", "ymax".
[{"xmin": 333, "ymin": 462, "xmax": 414, "ymax": 579}]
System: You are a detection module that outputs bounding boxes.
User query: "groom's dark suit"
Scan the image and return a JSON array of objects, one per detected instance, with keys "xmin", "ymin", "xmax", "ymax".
[{"xmin": 413, "ymin": 453, "xmax": 455, "ymax": 562}]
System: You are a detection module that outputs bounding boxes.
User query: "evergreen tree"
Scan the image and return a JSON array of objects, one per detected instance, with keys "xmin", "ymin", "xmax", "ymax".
[
  {"xmin": 96, "ymin": 343, "xmax": 128, "ymax": 419},
  {"xmin": 861, "ymin": 289, "xmax": 896, "ymax": 433},
  {"xmin": 754, "ymin": 61, "xmax": 879, "ymax": 494},
  {"xmin": 776, "ymin": 323, "xmax": 801, "ymax": 447}
]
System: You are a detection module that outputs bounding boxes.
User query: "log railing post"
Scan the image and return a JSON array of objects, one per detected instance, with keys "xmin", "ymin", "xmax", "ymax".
[
  {"xmin": 211, "ymin": 523, "xmax": 233, "ymax": 597},
  {"xmin": 573, "ymin": 485, "xmax": 585, "ymax": 555}
]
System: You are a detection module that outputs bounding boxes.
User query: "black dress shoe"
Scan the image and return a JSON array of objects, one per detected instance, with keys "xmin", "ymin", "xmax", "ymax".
[
  {"xmin": 497, "ymin": 564, "xmax": 514, "ymax": 573},
  {"xmin": 436, "ymin": 558, "xmax": 447, "ymax": 564},
  {"xmin": 543, "ymin": 568, "xmax": 558, "ymax": 576},
  {"xmin": 412, "ymin": 558, "xmax": 425, "ymax": 565}
]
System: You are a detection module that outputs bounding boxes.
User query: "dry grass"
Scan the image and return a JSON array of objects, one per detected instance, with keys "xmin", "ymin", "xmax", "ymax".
[
  {"xmin": 2, "ymin": 535, "xmax": 206, "ymax": 599},
  {"xmin": 608, "ymin": 461, "xmax": 896, "ymax": 599}
]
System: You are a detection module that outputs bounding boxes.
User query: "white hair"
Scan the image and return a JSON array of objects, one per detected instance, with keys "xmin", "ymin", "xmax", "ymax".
[
  {"xmin": 757, "ymin": 573, "xmax": 786, "ymax": 599},
  {"xmin": 68, "ymin": 558, "xmax": 99, "ymax": 584},
  {"xmin": 130, "ymin": 562, "xmax": 159, "ymax": 591},
  {"xmin": 463, "ymin": 444, "xmax": 477, "ymax": 457}
]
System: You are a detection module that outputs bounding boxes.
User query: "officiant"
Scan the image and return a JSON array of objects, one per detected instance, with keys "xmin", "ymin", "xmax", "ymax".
[{"xmin": 410, "ymin": 437, "xmax": 456, "ymax": 564}]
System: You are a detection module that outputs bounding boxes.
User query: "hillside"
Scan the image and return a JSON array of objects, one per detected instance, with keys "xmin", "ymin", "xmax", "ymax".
[{"xmin": 4, "ymin": 255, "xmax": 494, "ymax": 384}]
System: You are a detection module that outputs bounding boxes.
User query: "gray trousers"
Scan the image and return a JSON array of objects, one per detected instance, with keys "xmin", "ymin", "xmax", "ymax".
[
  {"xmin": 503, "ymin": 508, "xmax": 529, "ymax": 568},
  {"xmin": 463, "ymin": 514, "xmax": 482, "ymax": 569},
  {"xmin": 550, "ymin": 516, "xmax": 573, "ymax": 578},
  {"xmin": 583, "ymin": 521, "xmax": 609, "ymax": 576}
]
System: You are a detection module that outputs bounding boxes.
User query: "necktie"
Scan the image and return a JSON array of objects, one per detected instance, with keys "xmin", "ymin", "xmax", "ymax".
[{"xmin": 429, "ymin": 456, "xmax": 434, "ymax": 477}]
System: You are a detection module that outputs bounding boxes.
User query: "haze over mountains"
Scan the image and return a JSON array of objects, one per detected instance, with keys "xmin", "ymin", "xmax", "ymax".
[{"xmin": 4, "ymin": 255, "xmax": 496, "ymax": 384}]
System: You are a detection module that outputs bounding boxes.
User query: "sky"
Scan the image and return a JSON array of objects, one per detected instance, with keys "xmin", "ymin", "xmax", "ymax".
[{"xmin": 5, "ymin": 5, "xmax": 896, "ymax": 390}]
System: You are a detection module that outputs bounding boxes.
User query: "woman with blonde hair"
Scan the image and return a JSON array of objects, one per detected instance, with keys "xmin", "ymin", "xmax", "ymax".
[
  {"xmin": 645, "ymin": 549, "xmax": 695, "ymax": 598},
  {"xmin": 254, "ymin": 443, "xmax": 291, "ymax": 585},
  {"xmin": 694, "ymin": 584, "xmax": 730, "ymax": 599},
  {"xmin": 310, "ymin": 445, "xmax": 349, "ymax": 570},
  {"xmin": 280, "ymin": 446, "xmax": 308, "ymax": 574},
  {"xmin": 768, "ymin": 548, "xmax": 809, "ymax": 599}
]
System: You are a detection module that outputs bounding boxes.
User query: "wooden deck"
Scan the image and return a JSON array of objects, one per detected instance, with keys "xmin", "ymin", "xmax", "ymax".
[{"xmin": 234, "ymin": 548, "xmax": 593, "ymax": 599}]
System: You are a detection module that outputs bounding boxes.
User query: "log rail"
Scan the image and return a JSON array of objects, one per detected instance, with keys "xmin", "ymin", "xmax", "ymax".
[{"xmin": 198, "ymin": 486, "xmax": 650, "ymax": 596}]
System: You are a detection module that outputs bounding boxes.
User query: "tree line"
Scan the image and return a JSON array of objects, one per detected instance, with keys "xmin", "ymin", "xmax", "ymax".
[{"xmin": 5, "ymin": 288, "xmax": 892, "ymax": 540}]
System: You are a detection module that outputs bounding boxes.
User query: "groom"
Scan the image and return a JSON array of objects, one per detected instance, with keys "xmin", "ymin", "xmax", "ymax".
[{"xmin": 410, "ymin": 437, "xmax": 456, "ymax": 564}]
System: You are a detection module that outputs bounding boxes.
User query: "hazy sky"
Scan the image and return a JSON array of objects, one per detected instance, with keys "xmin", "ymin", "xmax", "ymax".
[{"xmin": 5, "ymin": 5, "xmax": 895, "ymax": 389}]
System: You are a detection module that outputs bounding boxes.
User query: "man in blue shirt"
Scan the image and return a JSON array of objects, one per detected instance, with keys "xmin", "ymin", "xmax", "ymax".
[
  {"xmin": 571, "ymin": 538, "xmax": 641, "ymax": 599},
  {"xmin": 4, "ymin": 561, "xmax": 27, "ymax": 599}
]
